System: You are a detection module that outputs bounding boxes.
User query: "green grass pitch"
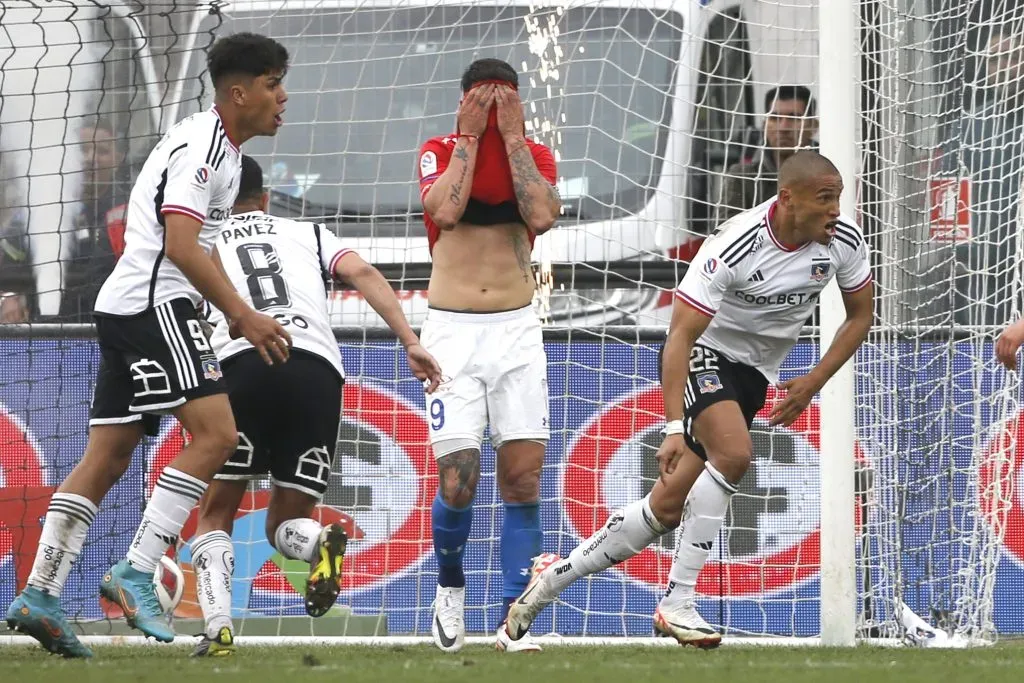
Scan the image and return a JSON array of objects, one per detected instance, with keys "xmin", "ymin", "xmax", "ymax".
[{"xmin": 3, "ymin": 644, "xmax": 1023, "ymax": 683}]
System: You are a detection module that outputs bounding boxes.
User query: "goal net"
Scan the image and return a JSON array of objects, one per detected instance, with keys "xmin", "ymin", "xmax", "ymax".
[{"xmin": 0, "ymin": 0, "xmax": 1021, "ymax": 647}]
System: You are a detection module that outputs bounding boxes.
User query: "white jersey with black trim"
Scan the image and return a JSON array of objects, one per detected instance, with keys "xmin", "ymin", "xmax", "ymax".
[
  {"xmin": 94, "ymin": 107, "xmax": 241, "ymax": 316},
  {"xmin": 208, "ymin": 211, "xmax": 351, "ymax": 379},
  {"xmin": 675, "ymin": 197, "xmax": 872, "ymax": 383}
]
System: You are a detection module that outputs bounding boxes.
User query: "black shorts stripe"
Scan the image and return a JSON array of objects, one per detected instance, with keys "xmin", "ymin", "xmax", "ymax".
[{"xmin": 156, "ymin": 302, "xmax": 198, "ymax": 390}]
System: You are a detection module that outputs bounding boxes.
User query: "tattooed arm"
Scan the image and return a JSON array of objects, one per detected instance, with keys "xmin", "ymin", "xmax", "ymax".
[
  {"xmin": 505, "ymin": 140, "xmax": 561, "ymax": 235},
  {"xmin": 495, "ymin": 85, "xmax": 561, "ymax": 235},
  {"xmin": 421, "ymin": 137, "xmax": 479, "ymax": 231},
  {"xmin": 421, "ymin": 85, "xmax": 495, "ymax": 230}
]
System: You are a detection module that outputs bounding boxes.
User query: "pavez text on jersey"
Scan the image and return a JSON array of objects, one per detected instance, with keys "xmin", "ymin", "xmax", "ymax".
[
  {"xmin": 208, "ymin": 211, "xmax": 350, "ymax": 379},
  {"xmin": 94, "ymin": 108, "xmax": 241, "ymax": 316},
  {"xmin": 674, "ymin": 198, "xmax": 872, "ymax": 383}
]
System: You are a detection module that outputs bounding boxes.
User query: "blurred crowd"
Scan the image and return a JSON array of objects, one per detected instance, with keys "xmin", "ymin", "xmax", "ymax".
[{"xmin": 0, "ymin": 119, "xmax": 139, "ymax": 323}]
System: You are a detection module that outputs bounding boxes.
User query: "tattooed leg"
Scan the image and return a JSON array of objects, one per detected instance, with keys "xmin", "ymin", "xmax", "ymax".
[
  {"xmin": 432, "ymin": 448, "xmax": 480, "ymax": 590},
  {"xmin": 437, "ymin": 448, "xmax": 481, "ymax": 508}
]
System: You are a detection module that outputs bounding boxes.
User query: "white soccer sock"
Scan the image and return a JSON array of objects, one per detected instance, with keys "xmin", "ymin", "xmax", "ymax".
[
  {"xmin": 26, "ymin": 493, "xmax": 97, "ymax": 597},
  {"xmin": 126, "ymin": 468, "xmax": 207, "ymax": 573},
  {"xmin": 273, "ymin": 518, "xmax": 323, "ymax": 563},
  {"xmin": 191, "ymin": 530, "xmax": 235, "ymax": 638},
  {"xmin": 661, "ymin": 463, "xmax": 737, "ymax": 608},
  {"xmin": 549, "ymin": 494, "xmax": 668, "ymax": 594}
]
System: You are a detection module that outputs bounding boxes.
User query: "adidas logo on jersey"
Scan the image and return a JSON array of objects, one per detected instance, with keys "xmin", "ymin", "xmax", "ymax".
[{"xmin": 747, "ymin": 270, "xmax": 765, "ymax": 282}]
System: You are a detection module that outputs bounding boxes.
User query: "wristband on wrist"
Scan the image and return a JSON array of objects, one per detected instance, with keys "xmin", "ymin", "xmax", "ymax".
[{"xmin": 661, "ymin": 419, "xmax": 685, "ymax": 436}]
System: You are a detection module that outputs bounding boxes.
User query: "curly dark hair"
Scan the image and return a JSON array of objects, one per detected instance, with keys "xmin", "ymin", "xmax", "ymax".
[
  {"xmin": 207, "ymin": 32, "xmax": 290, "ymax": 89},
  {"xmin": 461, "ymin": 58, "xmax": 518, "ymax": 92}
]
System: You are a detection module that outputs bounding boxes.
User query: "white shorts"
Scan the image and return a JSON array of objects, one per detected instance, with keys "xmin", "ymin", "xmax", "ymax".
[{"xmin": 420, "ymin": 305, "xmax": 549, "ymax": 455}]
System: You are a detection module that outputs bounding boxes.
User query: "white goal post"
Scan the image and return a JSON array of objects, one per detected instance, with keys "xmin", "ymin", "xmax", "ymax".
[{"xmin": 817, "ymin": 0, "xmax": 859, "ymax": 647}]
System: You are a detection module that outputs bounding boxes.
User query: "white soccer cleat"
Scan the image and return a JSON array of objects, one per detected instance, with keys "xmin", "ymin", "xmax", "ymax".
[
  {"xmin": 496, "ymin": 621, "xmax": 543, "ymax": 652},
  {"xmin": 653, "ymin": 600, "xmax": 722, "ymax": 649},
  {"xmin": 505, "ymin": 553, "xmax": 561, "ymax": 641},
  {"xmin": 431, "ymin": 585, "xmax": 466, "ymax": 653}
]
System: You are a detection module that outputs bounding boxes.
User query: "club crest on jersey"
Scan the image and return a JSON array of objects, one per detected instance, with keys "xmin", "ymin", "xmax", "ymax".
[
  {"xmin": 194, "ymin": 167, "xmax": 210, "ymax": 185},
  {"xmin": 810, "ymin": 262, "xmax": 831, "ymax": 282},
  {"xmin": 696, "ymin": 372, "xmax": 723, "ymax": 394},
  {"xmin": 420, "ymin": 151, "xmax": 437, "ymax": 177},
  {"xmin": 702, "ymin": 257, "xmax": 719, "ymax": 276},
  {"xmin": 202, "ymin": 358, "xmax": 223, "ymax": 381}
]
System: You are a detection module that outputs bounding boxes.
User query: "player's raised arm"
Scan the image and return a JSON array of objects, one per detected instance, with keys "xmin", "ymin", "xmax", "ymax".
[
  {"xmin": 332, "ymin": 251, "xmax": 442, "ymax": 392},
  {"xmin": 495, "ymin": 85, "xmax": 560, "ymax": 235},
  {"xmin": 420, "ymin": 85, "xmax": 495, "ymax": 230}
]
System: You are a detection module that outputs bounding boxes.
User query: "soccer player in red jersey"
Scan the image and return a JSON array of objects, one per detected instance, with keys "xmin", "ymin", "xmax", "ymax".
[{"xmin": 416, "ymin": 58, "xmax": 561, "ymax": 653}]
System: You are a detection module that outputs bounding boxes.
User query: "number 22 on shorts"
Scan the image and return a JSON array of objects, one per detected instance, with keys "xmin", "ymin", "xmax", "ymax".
[{"xmin": 429, "ymin": 398, "xmax": 445, "ymax": 431}]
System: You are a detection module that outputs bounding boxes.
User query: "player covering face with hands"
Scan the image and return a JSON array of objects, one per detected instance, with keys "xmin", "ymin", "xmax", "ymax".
[
  {"xmin": 417, "ymin": 58, "xmax": 560, "ymax": 653},
  {"xmin": 6, "ymin": 32, "xmax": 292, "ymax": 658},
  {"xmin": 506, "ymin": 151, "xmax": 874, "ymax": 648},
  {"xmin": 187, "ymin": 155, "xmax": 441, "ymax": 656}
]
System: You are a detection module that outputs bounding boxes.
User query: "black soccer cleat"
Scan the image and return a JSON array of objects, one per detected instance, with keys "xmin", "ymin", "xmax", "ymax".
[{"xmin": 304, "ymin": 523, "xmax": 348, "ymax": 618}]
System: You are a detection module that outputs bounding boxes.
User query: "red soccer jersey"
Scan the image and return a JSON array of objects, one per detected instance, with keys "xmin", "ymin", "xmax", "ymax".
[{"xmin": 417, "ymin": 134, "xmax": 557, "ymax": 253}]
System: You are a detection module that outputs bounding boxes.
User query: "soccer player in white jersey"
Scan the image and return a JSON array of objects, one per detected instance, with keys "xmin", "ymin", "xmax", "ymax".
[
  {"xmin": 187, "ymin": 156, "xmax": 442, "ymax": 656},
  {"xmin": 416, "ymin": 58, "xmax": 560, "ymax": 653},
  {"xmin": 5, "ymin": 34, "xmax": 292, "ymax": 658},
  {"xmin": 506, "ymin": 150, "xmax": 875, "ymax": 647}
]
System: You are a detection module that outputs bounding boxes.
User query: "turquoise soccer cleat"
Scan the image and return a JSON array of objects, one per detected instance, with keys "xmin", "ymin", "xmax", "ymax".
[
  {"xmin": 6, "ymin": 586, "xmax": 94, "ymax": 658},
  {"xmin": 99, "ymin": 560, "xmax": 176, "ymax": 643}
]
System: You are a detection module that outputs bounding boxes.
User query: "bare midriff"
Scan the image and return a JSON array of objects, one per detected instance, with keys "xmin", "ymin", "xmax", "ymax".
[{"xmin": 427, "ymin": 221, "xmax": 535, "ymax": 312}]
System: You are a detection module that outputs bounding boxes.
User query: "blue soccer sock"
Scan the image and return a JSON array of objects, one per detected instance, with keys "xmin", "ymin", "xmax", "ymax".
[
  {"xmin": 432, "ymin": 493, "xmax": 473, "ymax": 588},
  {"xmin": 501, "ymin": 501, "xmax": 542, "ymax": 621}
]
